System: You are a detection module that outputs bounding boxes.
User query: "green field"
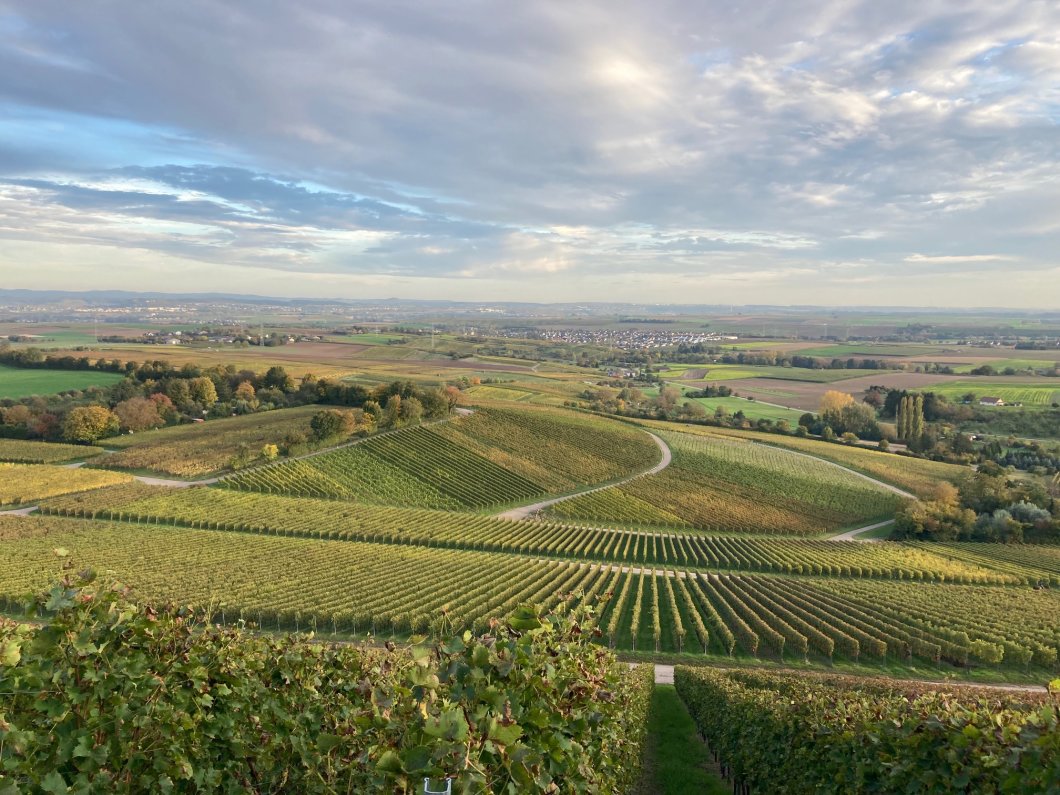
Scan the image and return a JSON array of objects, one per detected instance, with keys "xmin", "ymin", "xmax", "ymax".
[
  {"xmin": 0, "ymin": 364, "xmax": 126, "ymax": 398},
  {"xmin": 950, "ymin": 358, "xmax": 1059, "ymax": 374},
  {"xmin": 676, "ymin": 392, "xmax": 805, "ymax": 424},
  {"xmin": 922, "ymin": 381, "xmax": 1060, "ymax": 406},
  {"xmin": 663, "ymin": 363, "xmax": 871, "ymax": 384},
  {"xmin": 791, "ymin": 344, "xmax": 946, "ymax": 358}
]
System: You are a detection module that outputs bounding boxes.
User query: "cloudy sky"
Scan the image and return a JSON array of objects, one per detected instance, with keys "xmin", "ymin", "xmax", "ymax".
[{"xmin": 1, "ymin": 1, "xmax": 1058, "ymax": 306}]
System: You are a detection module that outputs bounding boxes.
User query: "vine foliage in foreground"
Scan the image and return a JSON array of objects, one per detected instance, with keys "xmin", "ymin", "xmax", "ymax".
[
  {"xmin": 0, "ymin": 557, "xmax": 651, "ymax": 793},
  {"xmin": 675, "ymin": 666, "xmax": 1060, "ymax": 794}
]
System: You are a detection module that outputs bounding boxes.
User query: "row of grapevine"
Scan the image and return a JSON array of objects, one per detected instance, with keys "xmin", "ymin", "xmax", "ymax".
[
  {"xmin": 675, "ymin": 666, "xmax": 1059, "ymax": 793},
  {"xmin": 818, "ymin": 579, "xmax": 1060, "ymax": 668},
  {"xmin": 222, "ymin": 405, "xmax": 662, "ymax": 509},
  {"xmin": 640, "ymin": 419, "xmax": 969, "ymax": 497},
  {"xmin": 38, "ymin": 485, "xmax": 1027, "ymax": 584},
  {"xmin": 0, "ymin": 439, "xmax": 102, "ymax": 464},
  {"xmin": 545, "ymin": 428, "xmax": 904, "ymax": 535},
  {"xmin": 913, "ymin": 541, "xmax": 1060, "ymax": 586},
  {"xmin": 432, "ymin": 405, "xmax": 659, "ymax": 488},
  {"xmin": 6, "ymin": 515, "xmax": 1057, "ymax": 669},
  {"xmin": 0, "ymin": 464, "xmax": 130, "ymax": 506},
  {"xmin": 225, "ymin": 423, "xmax": 546, "ymax": 509},
  {"xmin": 99, "ymin": 405, "xmax": 322, "ymax": 477},
  {"xmin": 0, "ymin": 516, "xmax": 618, "ymax": 638}
]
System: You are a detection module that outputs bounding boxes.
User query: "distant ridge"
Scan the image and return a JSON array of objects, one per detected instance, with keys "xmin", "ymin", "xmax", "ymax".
[{"xmin": 0, "ymin": 289, "xmax": 1053, "ymax": 316}]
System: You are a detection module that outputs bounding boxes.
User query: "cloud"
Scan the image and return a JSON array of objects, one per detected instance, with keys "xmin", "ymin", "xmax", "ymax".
[
  {"xmin": 0, "ymin": 1, "xmax": 1057, "ymax": 304},
  {"xmin": 905, "ymin": 253, "xmax": 1014, "ymax": 264}
]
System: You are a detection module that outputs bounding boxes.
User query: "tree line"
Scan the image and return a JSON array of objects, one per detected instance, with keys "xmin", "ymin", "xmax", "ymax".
[{"xmin": 0, "ymin": 348, "xmax": 459, "ymax": 444}]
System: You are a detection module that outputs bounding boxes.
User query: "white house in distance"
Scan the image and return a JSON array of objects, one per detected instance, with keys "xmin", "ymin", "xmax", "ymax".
[{"xmin": 979, "ymin": 396, "xmax": 1005, "ymax": 407}]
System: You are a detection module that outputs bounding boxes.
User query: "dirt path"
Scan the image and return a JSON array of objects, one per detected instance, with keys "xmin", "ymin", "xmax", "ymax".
[
  {"xmin": 495, "ymin": 431, "xmax": 672, "ymax": 520},
  {"xmin": 829, "ymin": 518, "xmax": 894, "ymax": 542},
  {"xmin": 0, "ymin": 505, "xmax": 40, "ymax": 516},
  {"xmin": 132, "ymin": 475, "xmax": 220, "ymax": 488}
]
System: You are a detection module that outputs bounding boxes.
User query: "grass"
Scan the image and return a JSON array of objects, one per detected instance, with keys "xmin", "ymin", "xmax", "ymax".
[
  {"xmin": 674, "ymin": 390, "xmax": 805, "ymax": 424},
  {"xmin": 0, "ymin": 365, "xmax": 126, "ymax": 398},
  {"xmin": 634, "ymin": 685, "xmax": 729, "ymax": 795}
]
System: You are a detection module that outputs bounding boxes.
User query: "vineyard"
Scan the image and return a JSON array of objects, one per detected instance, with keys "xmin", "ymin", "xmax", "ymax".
[
  {"xmin": 0, "ymin": 464, "xmax": 131, "ymax": 506},
  {"xmin": 638, "ymin": 419, "xmax": 968, "ymax": 498},
  {"xmin": 223, "ymin": 405, "xmax": 660, "ymax": 509},
  {"xmin": 0, "ymin": 571, "xmax": 653, "ymax": 793},
  {"xmin": 4, "ymin": 514, "xmax": 1059, "ymax": 671},
  {"xmin": 99, "ymin": 405, "xmax": 322, "ymax": 477},
  {"xmin": 675, "ymin": 667, "xmax": 1059, "ymax": 793},
  {"xmin": 913, "ymin": 541, "xmax": 1060, "ymax": 585},
  {"xmin": 38, "ymin": 485, "xmax": 1017, "ymax": 583},
  {"xmin": 0, "ymin": 439, "xmax": 103, "ymax": 464},
  {"xmin": 545, "ymin": 429, "xmax": 902, "ymax": 534}
]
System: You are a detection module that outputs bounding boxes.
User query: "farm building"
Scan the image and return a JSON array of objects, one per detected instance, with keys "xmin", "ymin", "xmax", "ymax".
[{"xmin": 978, "ymin": 396, "xmax": 1005, "ymax": 406}]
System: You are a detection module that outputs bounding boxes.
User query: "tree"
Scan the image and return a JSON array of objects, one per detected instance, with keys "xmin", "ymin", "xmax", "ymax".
[
  {"xmin": 893, "ymin": 488, "xmax": 976, "ymax": 541},
  {"xmin": 443, "ymin": 386, "xmax": 462, "ymax": 413},
  {"xmin": 896, "ymin": 394, "xmax": 925, "ymax": 441},
  {"xmin": 263, "ymin": 366, "xmax": 293, "ymax": 392},
  {"xmin": 1, "ymin": 405, "xmax": 32, "ymax": 428},
  {"xmin": 62, "ymin": 406, "xmax": 119, "ymax": 443},
  {"xmin": 310, "ymin": 409, "xmax": 356, "ymax": 440},
  {"xmin": 148, "ymin": 393, "xmax": 178, "ymax": 422},
  {"xmin": 113, "ymin": 397, "xmax": 164, "ymax": 432},
  {"xmin": 819, "ymin": 390, "xmax": 854, "ymax": 416},
  {"xmin": 399, "ymin": 396, "xmax": 424, "ymax": 424},
  {"xmin": 234, "ymin": 381, "xmax": 257, "ymax": 402},
  {"xmin": 654, "ymin": 386, "xmax": 681, "ymax": 413},
  {"xmin": 164, "ymin": 378, "xmax": 192, "ymax": 409},
  {"xmin": 189, "ymin": 376, "xmax": 218, "ymax": 406},
  {"xmin": 382, "ymin": 395, "xmax": 403, "ymax": 428},
  {"xmin": 261, "ymin": 443, "xmax": 279, "ymax": 461}
]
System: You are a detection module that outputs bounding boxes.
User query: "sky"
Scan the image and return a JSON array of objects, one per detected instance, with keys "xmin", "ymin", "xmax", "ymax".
[{"xmin": 0, "ymin": 1, "xmax": 1058, "ymax": 307}]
